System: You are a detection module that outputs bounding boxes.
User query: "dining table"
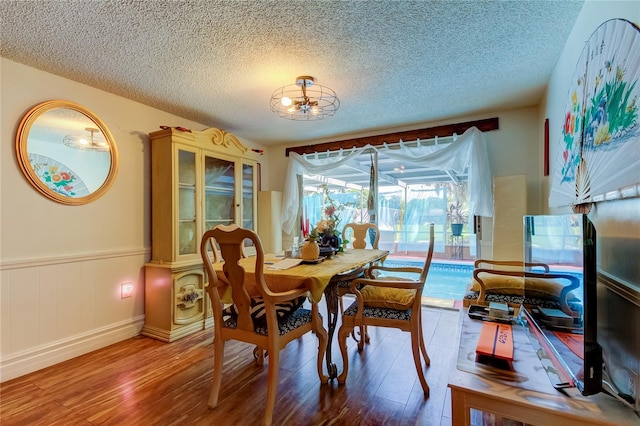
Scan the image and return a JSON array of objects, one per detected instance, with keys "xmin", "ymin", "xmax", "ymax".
[{"xmin": 215, "ymin": 248, "xmax": 389, "ymax": 379}]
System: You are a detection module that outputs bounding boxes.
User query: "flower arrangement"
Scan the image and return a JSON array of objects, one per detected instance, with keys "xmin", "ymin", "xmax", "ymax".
[
  {"xmin": 303, "ymin": 184, "xmax": 347, "ymax": 251},
  {"xmin": 316, "ymin": 206, "xmax": 339, "ymax": 237},
  {"xmin": 313, "ymin": 184, "xmax": 343, "ymax": 238}
]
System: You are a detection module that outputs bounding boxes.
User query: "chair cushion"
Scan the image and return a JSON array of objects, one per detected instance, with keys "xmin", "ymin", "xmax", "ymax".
[
  {"xmin": 463, "ymin": 291, "xmax": 583, "ymax": 312},
  {"xmin": 226, "ymin": 307, "xmax": 315, "ymax": 336},
  {"xmin": 469, "ymin": 275, "xmax": 571, "ymax": 300},
  {"xmin": 222, "ymin": 295, "xmax": 307, "ymax": 327},
  {"xmin": 343, "ymin": 301, "xmax": 412, "ymax": 321},
  {"xmin": 360, "ymin": 285, "xmax": 416, "ymax": 310}
]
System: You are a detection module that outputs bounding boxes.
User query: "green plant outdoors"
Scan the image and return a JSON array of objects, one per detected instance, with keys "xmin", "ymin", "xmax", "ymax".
[
  {"xmin": 446, "ymin": 200, "xmax": 468, "ymax": 225},
  {"xmin": 445, "ymin": 182, "xmax": 469, "ymax": 235}
]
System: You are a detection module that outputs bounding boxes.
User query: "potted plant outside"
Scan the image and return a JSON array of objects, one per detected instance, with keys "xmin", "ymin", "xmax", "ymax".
[{"xmin": 447, "ymin": 201, "xmax": 468, "ymax": 237}]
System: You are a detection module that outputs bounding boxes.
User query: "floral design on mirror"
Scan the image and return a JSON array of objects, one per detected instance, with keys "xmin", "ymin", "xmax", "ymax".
[{"xmin": 15, "ymin": 100, "xmax": 119, "ymax": 205}]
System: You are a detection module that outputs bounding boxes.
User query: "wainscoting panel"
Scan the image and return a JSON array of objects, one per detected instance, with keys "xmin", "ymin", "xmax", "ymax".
[{"xmin": 0, "ymin": 249, "xmax": 148, "ymax": 382}]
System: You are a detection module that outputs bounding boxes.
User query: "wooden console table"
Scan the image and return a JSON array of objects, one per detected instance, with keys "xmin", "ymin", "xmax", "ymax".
[{"xmin": 448, "ymin": 310, "xmax": 638, "ymax": 425}]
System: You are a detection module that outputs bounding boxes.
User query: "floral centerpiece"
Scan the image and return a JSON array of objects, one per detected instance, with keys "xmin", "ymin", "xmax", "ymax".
[{"xmin": 313, "ymin": 184, "xmax": 343, "ymax": 251}]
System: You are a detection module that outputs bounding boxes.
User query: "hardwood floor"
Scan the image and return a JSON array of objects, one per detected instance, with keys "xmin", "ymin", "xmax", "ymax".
[{"xmin": 0, "ymin": 304, "xmax": 460, "ymax": 426}]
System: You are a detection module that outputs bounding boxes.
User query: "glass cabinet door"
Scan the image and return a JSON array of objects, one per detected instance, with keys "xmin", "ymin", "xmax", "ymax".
[
  {"xmin": 178, "ymin": 149, "xmax": 197, "ymax": 256},
  {"xmin": 204, "ymin": 155, "xmax": 235, "ymax": 231},
  {"xmin": 241, "ymin": 163, "xmax": 255, "ymax": 230}
]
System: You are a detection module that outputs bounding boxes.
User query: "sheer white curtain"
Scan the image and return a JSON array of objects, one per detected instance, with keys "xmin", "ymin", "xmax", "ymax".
[
  {"xmin": 376, "ymin": 127, "xmax": 493, "ymax": 219},
  {"xmin": 282, "ymin": 145, "xmax": 375, "ymax": 234},
  {"xmin": 281, "ymin": 127, "xmax": 493, "ymax": 235}
]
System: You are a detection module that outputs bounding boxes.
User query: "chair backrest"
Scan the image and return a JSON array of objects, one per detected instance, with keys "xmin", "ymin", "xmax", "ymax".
[
  {"xmin": 367, "ymin": 223, "xmax": 434, "ymax": 284},
  {"xmin": 342, "ymin": 223, "xmax": 380, "ymax": 249},
  {"xmin": 416, "ymin": 223, "xmax": 435, "ymax": 284},
  {"xmin": 474, "ymin": 259, "xmax": 550, "ymax": 273},
  {"xmin": 201, "ymin": 224, "xmax": 268, "ymax": 332}
]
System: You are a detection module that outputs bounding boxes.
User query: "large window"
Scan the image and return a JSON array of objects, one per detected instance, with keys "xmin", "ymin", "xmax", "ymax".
[
  {"xmin": 302, "ymin": 168, "xmax": 475, "ymax": 261},
  {"xmin": 284, "ymin": 127, "xmax": 493, "ymax": 263}
]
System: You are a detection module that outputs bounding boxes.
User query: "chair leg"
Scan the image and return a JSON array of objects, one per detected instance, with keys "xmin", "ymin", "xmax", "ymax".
[
  {"xmin": 340, "ymin": 294, "xmax": 362, "ymax": 343},
  {"xmin": 360, "ymin": 325, "xmax": 370, "ymax": 344},
  {"xmin": 337, "ymin": 323, "xmax": 352, "ymax": 384},
  {"xmin": 209, "ymin": 338, "xmax": 225, "ymax": 408},
  {"xmin": 417, "ymin": 311, "xmax": 430, "ymax": 366},
  {"xmin": 263, "ymin": 345, "xmax": 279, "ymax": 426},
  {"xmin": 410, "ymin": 323, "xmax": 430, "ymax": 397},
  {"xmin": 351, "ymin": 327, "xmax": 361, "ymax": 343},
  {"xmin": 419, "ymin": 327, "xmax": 430, "ymax": 366},
  {"xmin": 253, "ymin": 345, "xmax": 265, "ymax": 365},
  {"xmin": 314, "ymin": 317, "xmax": 329, "ymax": 384},
  {"xmin": 357, "ymin": 330, "xmax": 365, "ymax": 352}
]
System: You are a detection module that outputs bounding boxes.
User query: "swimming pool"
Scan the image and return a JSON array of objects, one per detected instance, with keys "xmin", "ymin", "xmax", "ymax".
[{"xmin": 380, "ymin": 259, "xmax": 474, "ymax": 300}]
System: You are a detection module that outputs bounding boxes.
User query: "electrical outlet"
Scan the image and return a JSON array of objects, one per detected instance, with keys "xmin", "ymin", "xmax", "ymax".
[{"xmin": 121, "ymin": 282, "xmax": 134, "ymax": 299}]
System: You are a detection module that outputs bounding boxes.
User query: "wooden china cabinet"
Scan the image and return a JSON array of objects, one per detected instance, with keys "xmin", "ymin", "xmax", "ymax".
[{"xmin": 142, "ymin": 127, "xmax": 259, "ymax": 342}]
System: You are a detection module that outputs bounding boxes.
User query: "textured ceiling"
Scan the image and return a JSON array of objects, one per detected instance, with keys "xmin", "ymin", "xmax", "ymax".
[{"xmin": 0, "ymin": 0, "xmax": 584, "ymax": 146}]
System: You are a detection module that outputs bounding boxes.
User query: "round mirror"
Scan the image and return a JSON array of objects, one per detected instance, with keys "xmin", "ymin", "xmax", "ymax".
[{"xmin": 15, "ymin": 100, "xmax": 119, "ymax": 205}]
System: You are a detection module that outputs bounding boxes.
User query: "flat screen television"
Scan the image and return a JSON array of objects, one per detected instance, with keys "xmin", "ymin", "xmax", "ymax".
[{"xmin": 522, "ymin": 213, "xmax": 602, "ymax": 396}]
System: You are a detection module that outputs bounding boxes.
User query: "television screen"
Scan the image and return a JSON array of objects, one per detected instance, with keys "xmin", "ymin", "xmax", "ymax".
[{"xmin": 522, "ymin": 213, "xmax": 602, "ymax": 396}]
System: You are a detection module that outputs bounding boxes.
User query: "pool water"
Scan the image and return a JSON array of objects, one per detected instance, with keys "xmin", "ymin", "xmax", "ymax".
[{"xmin": 379, "ymin": 259, "xmax": 474, "ymax": 300}]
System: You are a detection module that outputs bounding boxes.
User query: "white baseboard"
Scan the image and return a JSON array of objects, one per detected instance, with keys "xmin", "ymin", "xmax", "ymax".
[{"xmin": 0, "ymin": 315, "xmax": 145, "ymax": 383}]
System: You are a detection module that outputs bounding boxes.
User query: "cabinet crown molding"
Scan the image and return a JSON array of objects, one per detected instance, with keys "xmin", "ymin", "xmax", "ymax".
[{"xmin": 150, "ymin": 127, "xmax": 260, "ymax": 157}]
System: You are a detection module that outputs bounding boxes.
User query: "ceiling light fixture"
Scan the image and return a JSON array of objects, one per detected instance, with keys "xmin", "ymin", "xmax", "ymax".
[
  {"xmin": 270, "ymin": 75, "xmax": 340, "ymax": 121},
  {"xmin": 63, "ymin": 127, "xmax": 109, "ymax": 152}
]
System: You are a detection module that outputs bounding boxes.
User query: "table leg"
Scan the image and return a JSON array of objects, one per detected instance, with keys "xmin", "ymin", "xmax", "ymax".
[
  {"xmin": 322, "ymin": 267, "xmax": 364, "ymax": 380},
  {"xmin": 450, "ymin": 387, "xmax": 470, "ymax": 426},
  {"xmin": 323, "ymin": 279, "xmax": 339, "ymax": 380}
]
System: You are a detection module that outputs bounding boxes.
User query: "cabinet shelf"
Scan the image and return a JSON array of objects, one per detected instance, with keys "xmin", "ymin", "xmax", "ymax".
[{"xmin": 204, "ymin": 188, "xmax": 234, "ymax": 192}]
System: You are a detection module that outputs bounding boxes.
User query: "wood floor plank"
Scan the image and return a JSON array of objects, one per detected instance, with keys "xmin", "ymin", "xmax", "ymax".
[{"xmin": 0, "ymin": 307, "xmax": 459, "ymax": 426}]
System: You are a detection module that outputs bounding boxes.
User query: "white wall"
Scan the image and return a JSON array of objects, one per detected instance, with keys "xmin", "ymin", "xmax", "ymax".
[{"xmin": 0, "ymin": 58, "xmax": 266, "ymax": 381}]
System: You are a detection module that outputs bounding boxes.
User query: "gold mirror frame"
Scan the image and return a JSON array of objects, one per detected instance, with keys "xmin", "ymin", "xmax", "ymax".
[{"xmin": 15, "ymin": 100, "xmax": 119, "ymax": 205}]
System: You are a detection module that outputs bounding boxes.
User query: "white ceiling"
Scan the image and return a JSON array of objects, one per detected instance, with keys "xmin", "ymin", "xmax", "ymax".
[{"xmin": 0, "ymin": 1, "xmax": 583, "ymax": 147}]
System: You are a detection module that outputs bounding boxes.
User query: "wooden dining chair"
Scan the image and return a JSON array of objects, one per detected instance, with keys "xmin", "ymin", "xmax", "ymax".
[
  {"xmin": 464, "ymin": 259, "xmax": 580, "ymax": 316},
  {"xmin": 462, "ymin": 259, "xmax": 550, "ymax": 308},
  {"xmin": 337, "ymin": 223, "xmax": 434, "ymax": 396},
  {"xmin": 201, "ymin": 224, "xmax": 328, "ymax": 426},
  {"xmin": 337, "ymin": 222, "xmax": 381, "ymax": 343},
  {"xmin": 341, "ymin": 222, "xmax": 380, "ymax": 251}
]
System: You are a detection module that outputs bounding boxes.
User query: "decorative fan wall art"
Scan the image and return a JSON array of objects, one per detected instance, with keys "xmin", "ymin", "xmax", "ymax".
[
  {"xmin": 28, "ymin": 154, "xmax": 90, "ymax": 198},
  {"xmin": 549, "ymin": 19, "xmax": 640, "ymax": 210}
]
